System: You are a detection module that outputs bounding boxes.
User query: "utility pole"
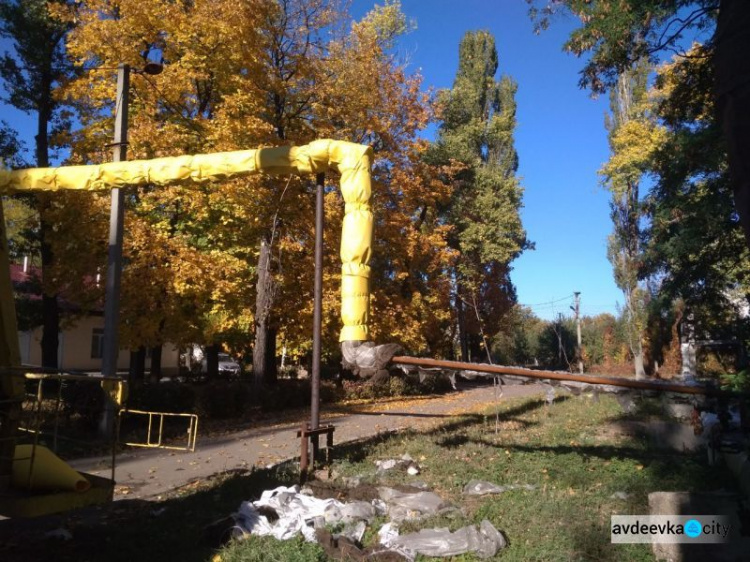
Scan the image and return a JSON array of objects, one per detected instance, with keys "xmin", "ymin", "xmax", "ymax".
[
  {"xmin": 100, "ymin": 64, "xmax": 129, "ymax": 436},
  {"xmin": 571, "ymin": 292, "xmax": 583, "ymax": 373},
  {"xmin": 102, "ymin": 64, "xmax": 129, "ymax": 378},
  {"xmin": 556, "ymin": 313, "xmax": 563, "ymax": 365}
]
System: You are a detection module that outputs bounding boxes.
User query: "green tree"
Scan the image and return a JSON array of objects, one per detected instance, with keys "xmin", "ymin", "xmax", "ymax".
[
  {"xmin": 0, "ymin": 123, "xmax": 21, "ymax": 165},
  {"xmin": 492, "ymin": 304, "xmax": 543, "ymax": 366},
  {"xmin": 528, "ymin": 0, "xmax": 750, "ymax": 255},
  {"xmin": 431, "ymin": 30, "xmax": 529, "ymax": 362},
  {"xmin": 0, "ymin": 0, "xmax": 76, "ymax": 369},
  {"xmin": 641, "ymin": 49, "xmax": 750, "ymax": 346},
  {"xmin": 536, "ymin": 315, "xmax": 576, "ymax": 370}
]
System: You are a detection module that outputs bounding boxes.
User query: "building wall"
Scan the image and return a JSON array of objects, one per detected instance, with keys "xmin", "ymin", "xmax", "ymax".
[{"xmin": 20, "ymin": 315, "xmax": 180, "ymax": 375}]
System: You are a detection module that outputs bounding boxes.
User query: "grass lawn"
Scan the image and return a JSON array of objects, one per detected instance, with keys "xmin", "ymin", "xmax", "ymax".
[
  {"xmin": 1, "ymin": 392, "xmax": 735, "ymax": 561},
  {"xmin": 218, "ymin": 393, "xmax": 736, "ymax": 561}
]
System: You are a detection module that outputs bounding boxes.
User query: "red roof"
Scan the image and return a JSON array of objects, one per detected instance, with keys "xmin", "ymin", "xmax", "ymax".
[{"xmin": 9, "ymin": 263, "xmax": 103, "ymax": 312}]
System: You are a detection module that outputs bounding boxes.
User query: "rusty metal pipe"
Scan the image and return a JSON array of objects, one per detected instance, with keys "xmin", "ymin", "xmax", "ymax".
[
  {"xmin": 311, "ymin": 173, "xmax": 324, "ymax": 433},
  {"xmin": 391, "ymin": 356, "xmax": 747, "ymax": 398}
]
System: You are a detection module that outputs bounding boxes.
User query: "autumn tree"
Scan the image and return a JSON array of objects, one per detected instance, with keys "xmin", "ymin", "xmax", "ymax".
[
  {"xmin": 600, "ymin": 60, "xmax": 657, "ymax": 379},
  {"xmin": 430, "ymin": 30, "xmax": 529, "ymax": 362},
  {"xmin": 52, "ymin": 0, "xmax": 266, "ymax": 379},
  {"xmin": 57, "ymin": 0, "xmax": 454, "ymax": 381},
  {"xmin": 0, "ymin": 0, "xmax": 76, "ymax": 369},
  {"xmin": 248, "ymin": 0, "xmax": 341, "ymax": 385}
]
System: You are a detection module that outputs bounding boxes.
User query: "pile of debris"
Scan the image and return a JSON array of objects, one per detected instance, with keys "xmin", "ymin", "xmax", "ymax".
[
  {"xmin": 218, "ymin": 458, "xmax": 525, "ymax": 560},
  {"xmin": 229, "ymin": 484, "xmax": 505, "ymax": 560}
]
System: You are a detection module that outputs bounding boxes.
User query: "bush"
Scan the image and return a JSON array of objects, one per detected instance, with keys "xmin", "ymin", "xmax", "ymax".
[
  {"xmin": 125, "ymin": 378, "xmax": 342, "ymax": 421},
  {"xmin": 341, "ymin": 379, "xmax": 387, "ymax": 401},
  {"xmin": 128, "ymin": 382, "xmax": 196, "ymax": 414},
  {"xmin": 319, "ymin": 380, "xmax": 344, "ymax": 403},
  {"xmin": 341, "ymin": 372, "xmax": 453, "ymax": 401},
  {"xmin": 60, "ymin": 381, "xmax": 106, "ymax": 429},
  {"xmin": 418, "ymin": 372, "xmax": 453, "ymax": 394},
  {"xmin": 194, "ymin": 381, "xmax": 252, "ymax": 419},
  {"xmin": 387, "ymin": 376, "xmax": 409, "ymax": 396},
  {"xmin": 721, "ymin": 369, "xmax": 750, "ymax": 392}
]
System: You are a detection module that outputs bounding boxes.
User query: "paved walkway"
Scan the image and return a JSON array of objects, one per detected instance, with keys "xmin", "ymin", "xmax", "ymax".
[{"xmin": 70, "ymin": 383, "xmax": 544, "ymax": 500}]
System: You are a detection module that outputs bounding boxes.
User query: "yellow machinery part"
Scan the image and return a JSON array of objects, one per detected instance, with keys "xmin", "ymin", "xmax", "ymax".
[
  {"xmin": 0, "ymin": 139, "xmax": 373, "ymax": 342},
  {"xmin": 12, "ymin": 444, "xmax": 91, "ymax": 492},
  {"xmin": 101, "ymin": 378, "xmax": 128, "ymax": 408}
]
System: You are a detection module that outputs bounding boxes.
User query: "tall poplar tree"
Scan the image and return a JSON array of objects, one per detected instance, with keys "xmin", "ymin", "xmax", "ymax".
[
  {"xmin": 600, "ymin": 61, "xmax": 652, "ymax": 379},
  {"xmin": 432, "ymin": 30, "xmax": 529, "ymax": 361},
  {"xmin": 0, "ymin": 0, "xmax": 75, "ymax": 369},
  {"xmin": 528, "ymin": 0, "xmax": 750, "ymax": 256}
]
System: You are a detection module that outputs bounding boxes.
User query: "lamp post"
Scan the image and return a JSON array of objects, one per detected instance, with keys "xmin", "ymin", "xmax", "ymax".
[
  {"xmin": 100, "ymin": 61, "xmax": 162, "ymax": 435},
  {"xmin": 101, "ymin": 63, "xmax": 129, "ymax": 380}
]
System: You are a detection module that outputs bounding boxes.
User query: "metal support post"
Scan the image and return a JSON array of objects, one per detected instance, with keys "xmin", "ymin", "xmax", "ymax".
[{"xmin": 310, "ymin": 173, "xmax": 324, "ymax": 459}]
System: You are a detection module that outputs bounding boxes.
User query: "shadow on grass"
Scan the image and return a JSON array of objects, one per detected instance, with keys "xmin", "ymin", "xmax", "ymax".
[
  {"xmin": 0, "ymin": 394, "xmax": 734, "ymax": 562},
  {"xmin": 0, "ymin": 466, "xmax": 305, "ymax": 562}
]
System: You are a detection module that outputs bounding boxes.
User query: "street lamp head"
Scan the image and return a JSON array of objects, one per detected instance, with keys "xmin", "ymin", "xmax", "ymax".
[{"xmin": 141, "ymin": 61, "xmax": 163, "ymax": 76}]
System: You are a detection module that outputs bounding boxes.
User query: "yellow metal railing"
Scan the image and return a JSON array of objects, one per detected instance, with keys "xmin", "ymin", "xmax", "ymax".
[{"xmin": 118, "ymin": 409, "xmax": 198, "ymax": 452}]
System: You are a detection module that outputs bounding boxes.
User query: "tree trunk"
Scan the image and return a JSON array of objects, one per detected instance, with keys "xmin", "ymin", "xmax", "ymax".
[
  {"xmin": 456, "ymin": 284, "xmax": 468, "ymax": 362},
  {"xmin": 36, "ymin": 70, "xmax": 59, "ymax": 371},
  {"xmin": 38, "ymin": 200, "xmax": 60, "ymax": 372},
  {"xmin": 633, "ymin": 347, "xmax": 646, "ymax": 380},
  {"xmin": 206, "ymin": 344, "xmax": 219, "ymax": 378},
  {"xmin": 264, "ymin": 326, "xmax": 277, "ymax": 384},
  {"xmin": 150, "ymin": 345, "xmax": 163, "ymax": 379},
  {"xmin": 716, "ymin": 0, "xmax": 750, "ymax": 250},
  {"xmin": 129, "ymin": 347, "xmax": 146, "ymax": 382},
  {"xmin": 253, "ymin": 238, "xmax": 276, "ymax": 385}
]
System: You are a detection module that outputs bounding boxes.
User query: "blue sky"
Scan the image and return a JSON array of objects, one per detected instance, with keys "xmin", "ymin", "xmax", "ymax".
[
  {"xmin": 351, "ymin": 0, "xmax": 622, "ymax": 320},
  {"xmin": 1, "ymin": 1, "xmax": 623, "ymax": 321}
]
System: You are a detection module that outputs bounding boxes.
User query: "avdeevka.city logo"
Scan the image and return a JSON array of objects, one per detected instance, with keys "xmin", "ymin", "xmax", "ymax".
[
  {"xmin": 684, "ymin": 519, "xmax": 702, "ymax": 538},
  {"xmin": 611, "ymin": 515, "xmax": 731, "ymax": 544}
]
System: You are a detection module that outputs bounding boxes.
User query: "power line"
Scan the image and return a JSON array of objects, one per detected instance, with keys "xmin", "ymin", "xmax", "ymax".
[{"xmin": 519, "ymin": 294, "xmax": 574, "ymax": 308}]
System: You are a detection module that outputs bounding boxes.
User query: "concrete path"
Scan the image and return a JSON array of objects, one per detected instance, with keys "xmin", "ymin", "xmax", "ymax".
[{"xmin": 70, "ymin": 383, "xmax": 544, "ymax": 500}]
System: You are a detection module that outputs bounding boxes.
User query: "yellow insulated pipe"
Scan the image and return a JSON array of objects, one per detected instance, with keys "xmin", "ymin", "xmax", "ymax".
[{"xmin": 0, "ymin": 139, "xmax": 373, "ymax": 342}]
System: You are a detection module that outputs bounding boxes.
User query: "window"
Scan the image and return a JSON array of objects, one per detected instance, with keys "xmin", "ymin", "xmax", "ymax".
[{"xmin": 91, "ymin": 328, "xmax": 104, "ymax": 359}]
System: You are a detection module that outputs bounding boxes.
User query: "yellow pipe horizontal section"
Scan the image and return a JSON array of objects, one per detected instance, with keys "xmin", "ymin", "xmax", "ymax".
[{"xmin": 0, "ymin": 139, "xmax": 372, "ymax": 341}]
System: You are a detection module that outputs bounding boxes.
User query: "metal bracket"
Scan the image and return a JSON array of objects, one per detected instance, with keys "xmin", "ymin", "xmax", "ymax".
[{"xmin": 297, "ymin": 423, "xmax": 335, "ymax": 479}]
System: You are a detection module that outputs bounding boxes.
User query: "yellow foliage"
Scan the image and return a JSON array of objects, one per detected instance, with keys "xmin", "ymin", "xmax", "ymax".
[{"xmin": 42, "ymin": 0, "xmax": 454, "ymax": 358}]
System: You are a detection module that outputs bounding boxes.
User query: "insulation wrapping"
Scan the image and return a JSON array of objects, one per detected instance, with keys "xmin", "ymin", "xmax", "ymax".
[{"xmin": 0, "ymin": 140, "xmax": 373, "ymax": 342}]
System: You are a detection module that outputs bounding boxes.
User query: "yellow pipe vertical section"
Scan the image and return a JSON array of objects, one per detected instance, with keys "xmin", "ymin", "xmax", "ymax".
[
  {"xmin": 0, "ymin": 140, "xmax": 373, "ymax": 342},
  {"xmin": 255, "ymin": 140, "xmax": 373, "ymax": 341}
]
